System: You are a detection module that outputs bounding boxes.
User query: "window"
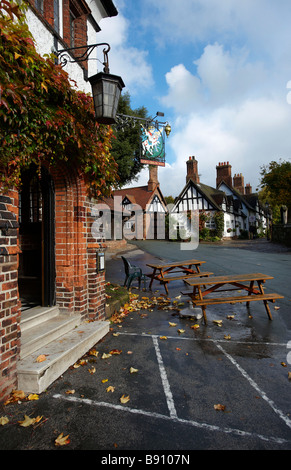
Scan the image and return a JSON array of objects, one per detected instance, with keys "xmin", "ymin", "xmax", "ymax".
[
  {"xmin": 69, "ymin": 8, "xmax": 76, "ymax": 47},
  {"xmin": 35, "ymin": 0, "xmax": 44, "ymax": 14},
  {"xmin": 54, "ymin": 0, "xmax": 59, "ymax": 33}
]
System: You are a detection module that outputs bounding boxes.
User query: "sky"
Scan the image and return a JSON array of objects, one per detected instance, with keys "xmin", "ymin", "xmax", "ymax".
[{"xmin": 97, "ymin": 0, "xmax": 291, "ymax": 198}]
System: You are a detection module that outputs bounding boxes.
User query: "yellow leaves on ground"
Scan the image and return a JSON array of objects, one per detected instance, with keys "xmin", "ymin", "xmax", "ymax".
[
  {"xmin": 89, "ymin": 349, "xmax": 99, "ymax": 357},
  {"xmin": 0, "ymin": 416, "xmax": 9, "ymax": 426},
  {"xmin": 120, "ymin": 394, "xmax": 130, "ymax": 404},
  {"xmin": 4, "ymin": 390, "xmax": 39, "ymax": 405},
  {"xmin": 214, "ymin": 404, "xmax": 226, "ymax": 411},
  {"xmin": 55, "ymin": 433, "xmax": 70, "ymax": 446},
  {"xmin": 101, "ymin": 353, "xmax": 112, "ymax": 360},
  {"xmin": 106, "ymin": 386, "xmax": 115, "ymax": 393},
  {"xmin": 18, "ymin": 415, "xmax": 43, "ymax": 427},
  {"xmin": 129, "ymin": 367, "xmax": 138, "ymax": 374}
]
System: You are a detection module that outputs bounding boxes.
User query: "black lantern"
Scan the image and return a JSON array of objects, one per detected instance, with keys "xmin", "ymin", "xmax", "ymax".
[
  {"xmin": 89, "ymin": 72, "xmax": 125, "ymax": 125},
  {"xmin": 54, "ymin": 43, "xmax": 125, "ymax": 124}
]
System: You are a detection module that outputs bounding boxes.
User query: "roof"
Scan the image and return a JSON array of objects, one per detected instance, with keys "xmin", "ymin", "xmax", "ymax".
[
  {"xmin": 102, "ymin": 185, "xmax": 167, "ymax": 211},
  {"xmin": 217, "ymin": 180, "xmax": 256, "ymax": 212},
  {"xmin": 174, "ymin": 178, "xmax": 226, "ymax": 211}
]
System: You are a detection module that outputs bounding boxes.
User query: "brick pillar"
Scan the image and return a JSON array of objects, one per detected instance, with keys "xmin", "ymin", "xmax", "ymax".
[
  {"xmin": 148, "ymin": 165, "xmax": 159, "ymax": 192},
  {"xmin": 86, "ymin": 199, "xmax": 106, "ymax": 320},
  {"xmin": 0, "ymin": 189, "xmax": 21, "ymax": 403}
]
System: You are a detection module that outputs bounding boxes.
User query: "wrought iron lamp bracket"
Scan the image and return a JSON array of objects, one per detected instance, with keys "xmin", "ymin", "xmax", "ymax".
[{"xmin": 53, "ymin": 42, "xmax": 111, "ymax": 72}]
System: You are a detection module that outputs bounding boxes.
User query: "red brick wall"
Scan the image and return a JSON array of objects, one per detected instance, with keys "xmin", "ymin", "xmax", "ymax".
[
  {"xmin": 0, "ymin": 167, "xmax": 107, "ymax": 403},
  {"xmin": 0, "ymin": 189, "xmax": 21, "ymax": 403},
  {"xmin": 51, "ymin": 164, "xmax": 106, "ymax": 318}
]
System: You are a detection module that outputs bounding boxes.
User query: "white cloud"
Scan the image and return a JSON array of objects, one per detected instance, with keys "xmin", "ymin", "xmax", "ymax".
[
  {"xmin": 156, "ymin": 96, "xmax": 291, "ymax": 197},
  {"xmin": 98, "ymin": 12, "xmax": 154, "ymax": 93},
  {"xmin": 108, "ymin": 0, "xmax": 291, "ymax": 198}
]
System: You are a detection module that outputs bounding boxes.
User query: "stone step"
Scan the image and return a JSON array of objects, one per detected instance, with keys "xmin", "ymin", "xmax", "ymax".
[
  {"xmin": 17, "ymin": 320, "xmax": 110, "ymax": 394},
  {"xmin": 20, "ymin": 306, "xmax": 60, "ymax": 332},
  {"xmin": 20, "ymin": 313, "xmax": 82, "ymax": 359}
]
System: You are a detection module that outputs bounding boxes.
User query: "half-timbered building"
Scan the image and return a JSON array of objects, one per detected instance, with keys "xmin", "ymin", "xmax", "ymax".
[{"xmin": 102, "ymin": 166, "xmax": 168, "ymax": 240}]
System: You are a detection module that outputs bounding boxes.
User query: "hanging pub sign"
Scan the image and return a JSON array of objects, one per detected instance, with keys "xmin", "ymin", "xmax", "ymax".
[{"xmin": 140, "ymin": 124, "xmax": 165, "ymax": 167}]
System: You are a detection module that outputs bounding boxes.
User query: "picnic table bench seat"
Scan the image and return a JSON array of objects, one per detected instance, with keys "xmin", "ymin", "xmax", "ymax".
[
  {"xmin": 183, "ymin": 273, "xmax": 284, "ymax": 324},
  {"xmin": 146, "ymin": 259, "xmax": 211, "ymax": 294}
]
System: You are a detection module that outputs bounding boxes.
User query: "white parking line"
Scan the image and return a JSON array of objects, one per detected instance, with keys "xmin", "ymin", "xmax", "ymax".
[
  {"xmin": 152, "ymin": 335, "xmax": 177, "ymax": 418},
  {"xmin": 52, "ymin": 393, "xmax": 289, "ymax": 445},
  {"xmin": 52, "ymin": 332, "xmax": 291, "ymax": 446},
  {"xmin": 215, "ymin": 342, "xmax": 291, "ymax": 430}
]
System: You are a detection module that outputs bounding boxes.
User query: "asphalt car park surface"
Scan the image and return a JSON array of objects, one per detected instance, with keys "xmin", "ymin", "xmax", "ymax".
[{"xmin": 0, "ymin": 239, "xmax": 291, "ymax": 455}]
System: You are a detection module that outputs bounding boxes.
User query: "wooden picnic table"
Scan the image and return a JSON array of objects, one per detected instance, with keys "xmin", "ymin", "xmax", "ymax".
[
  {"xmin": 183, "ymin": 273, "xmax": 284, "ymax": 325},
  {"xmin": 146, "ymin": 259, "xmax": 213, "ymax": 295}
]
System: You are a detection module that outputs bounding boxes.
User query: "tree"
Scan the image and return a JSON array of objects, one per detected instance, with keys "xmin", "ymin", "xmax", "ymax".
[
  {"xmin": 111, "ymin": 92, "xmax": 148, "ymax": 187},
  {"xmin": 0, "ymin": 0, "xmax": 118, "ymax": 198},
  {"xmin": 260, "ymin": 160, "xmax": 291, "ymax": 207}
]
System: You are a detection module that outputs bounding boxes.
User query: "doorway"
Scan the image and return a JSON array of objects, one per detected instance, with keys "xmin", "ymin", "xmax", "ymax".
[{"xmin": 18, "ymin": 165, "xmax": 56, "ymax": 310}]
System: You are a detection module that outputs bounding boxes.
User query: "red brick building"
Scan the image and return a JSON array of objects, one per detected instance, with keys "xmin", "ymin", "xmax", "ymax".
[{"xmin": 0, "ymin": 0, "xmax": 118, "ymax": 401}]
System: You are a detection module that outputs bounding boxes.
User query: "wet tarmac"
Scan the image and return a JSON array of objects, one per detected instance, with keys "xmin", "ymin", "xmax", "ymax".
[{"xmin": 1, "ymin": 239, "xmax": 290, "ymax": 455}]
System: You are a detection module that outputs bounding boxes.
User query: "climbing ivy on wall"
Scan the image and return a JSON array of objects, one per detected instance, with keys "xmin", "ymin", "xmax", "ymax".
[{"xmin": 0, "ymin": 0, "xmax": 118, "ymax": 198}]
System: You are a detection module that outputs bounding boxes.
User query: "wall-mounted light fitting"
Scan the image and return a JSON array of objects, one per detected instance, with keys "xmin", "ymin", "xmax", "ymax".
[{"xmin": 53, "ymin": 43, "xmax": 125, "ymax": 124}]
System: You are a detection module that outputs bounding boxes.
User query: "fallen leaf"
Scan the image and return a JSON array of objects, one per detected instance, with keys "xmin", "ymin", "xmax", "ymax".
[
  {"xmin": 55, "ymin": 433, "xmax": 70, "ymax": 446},
  {"xmin": 102, "ymin": 353, "xmax": 112, "ymax": 359},
  {"xmin": 18, "ymin": 415, "xmax": 37, "ymax": 427},
  {"xmin": 120, "ymin": 395, "xmax": 130, "ymax": 404},
  {"xmin": 288, "ymin": 372, "xmax": 291, "ymax": 380},
  {"xmin": 224, "ymin": 334, "xmax": 231, "ymax": 340},
  {"xmin": 176, "ymin": 348, "xmax": 181, "ymax": 351},
  {"xmin": 110, "ymin": 349, "xmax": 122, "ymax": 355},
  {"xmin": 106, "ymin": 386, "xmax": 115, "ymax": 392},
  {"xmin": 89, "ymin": 349, "xmax": 99, "ymax": 357},
  {"xmin": 281, "ymin": 362, "xmax": 287, "ymax": 367},
  {"xmin": 4, "ymin": 389, "xmax": 26, "ymax": 405},
  {"xmin": 0, "ymin": 417, "xmax": 9, "ymax": 426},
  {"xmin": 169, "ymin": 322, "xmax": 177, "ymax": 327},
  {"xmin": 88, "ymin": 366, "xmax": 96, "ymax": 374},
  {"xmin": 27, "ymin": 393, "xmax": 39, "ymax": 401},
  {"xmin": 214, "ymin": 404, "xmax": 226, "ymax": 411},
  {"xmin": 177, "ymin": 329, "xmax": 185, "ymax": 334},
  {"xmin": 213, "ymin": 320, "xmax": 223, "ymax": 327},
  {"xmin": 36, "ymin": 354, "xmax": 47, "ymax": 363},
  {"xmin": 191, "ymin": 324, "xmax": 200, "ymax": 330},
  {"xmin": 130, "ymin": 367, "xmax": 138, "ymax": 374},
  {"xmin": 159, "ymin": 336, "xmax": 167, "ymax": 340},
  {"xmin": 226, "ymin": 315, "xmax": 234, "ymax": 320},
  {"xmin": 274, "ymin": 306, "xmax": 280, "ymax": 310},
  {"xmin": 65, "ymin": 390, "xmax": 75, "ymax": 395},
  {"xmin": 102, "ymin": 378, "xmax": 108, "ymax": 383}
]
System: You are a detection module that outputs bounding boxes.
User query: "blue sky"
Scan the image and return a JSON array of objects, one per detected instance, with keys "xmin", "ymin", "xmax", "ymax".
[{"xmin": 97, "ymin": 0, "xmax": 291, "ymax": 197}]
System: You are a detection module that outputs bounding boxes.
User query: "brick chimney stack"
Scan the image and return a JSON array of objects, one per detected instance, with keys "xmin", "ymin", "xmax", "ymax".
[
  {"xmin": 216, "ymin": 162, "xmax": 232, "ymax": 187},
  {"xmin": 148, "ymin": 165, "xmax": 159, "ymax": 192},
  {"xmin": 186, "ymin": 156, "xmax": 200, "ymax": 183},
  {"xmin": 233, "ymin": 173, "xmax": 245, "ymax": 194},
  {"xmin": 245, "ymin": 183, "xmax": 252, "ymax": 195}
]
